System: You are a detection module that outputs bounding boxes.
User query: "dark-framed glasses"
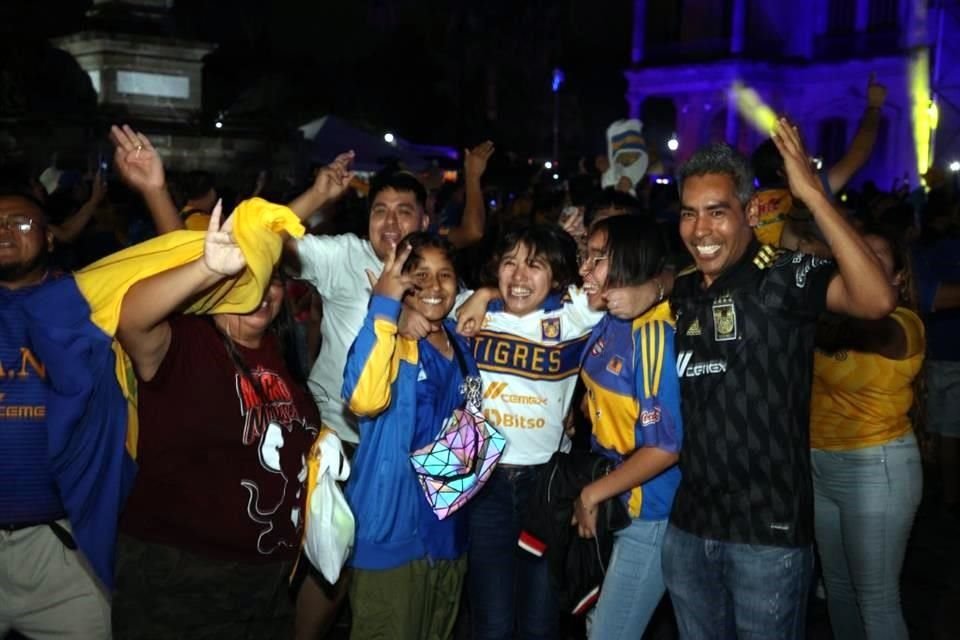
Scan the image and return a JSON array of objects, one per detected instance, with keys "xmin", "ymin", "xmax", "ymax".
[{"xmin": 0, "ymin": 215, "xmax": 35, "ymax": 234}]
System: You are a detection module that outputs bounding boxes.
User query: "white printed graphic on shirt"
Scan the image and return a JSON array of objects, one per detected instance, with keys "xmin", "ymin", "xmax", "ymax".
[{"xmin": 235, "ymin": 367, "xmax": 317, "ymax": 555}]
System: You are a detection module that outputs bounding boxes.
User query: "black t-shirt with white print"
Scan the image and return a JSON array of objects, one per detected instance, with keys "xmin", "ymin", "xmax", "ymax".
[{"xmin": 669, "ymin": 241, "xmax": 835, "ymax": 548}]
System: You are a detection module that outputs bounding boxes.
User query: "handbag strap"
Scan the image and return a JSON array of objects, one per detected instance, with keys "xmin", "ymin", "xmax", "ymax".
[{"xmin": 443, "ymin": 326, "xmax": 483, "ymax": 409}]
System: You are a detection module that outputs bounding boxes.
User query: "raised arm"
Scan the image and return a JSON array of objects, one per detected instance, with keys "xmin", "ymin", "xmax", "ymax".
[
  {"xmin": 110, "ymin": 124, "xmax": 182, "ymax": 234},
  {"xmin": 287, "ymin": 151, "xmax": 355, "ymax": 221},
  {"xmin": 446, "ymin": 140, "xmax": 494, "ymax": 249},
  {"xmin": 772, "ymin": 117, "xmax": 895, "ymax": 319},
  {"xmin": 342, "ymin": 243, "xmax": 414, "ymax": 416},
  {"xmin": 50, "ymin": 170, "xmax": 106, "ymax": 243},
  {"xmin": 827, "ymin": 73, "xmax": 886, "ymax": 193},
  {"xmin": 116, "ymin": 203, "xmax": 246, "ymax": 382},
  {"xmin": 815, "ymin": 314, "xmax": 909, "ymax": 360}
]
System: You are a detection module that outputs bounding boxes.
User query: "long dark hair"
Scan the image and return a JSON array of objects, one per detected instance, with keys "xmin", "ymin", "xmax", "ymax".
[
  {"xmin": 860, "ymin": 223, "xmax": 927, "ymax": 435},
  {"xmin": 861, "ymin": 222, "xmax": 915, "ymax": 310},
  {"xmin": 217, "ymin": 272, "xmax": 308, "ymax": 402},
  {"xmin": 589, "ymin": 215, "xmax": 667, "ymax": 289}
]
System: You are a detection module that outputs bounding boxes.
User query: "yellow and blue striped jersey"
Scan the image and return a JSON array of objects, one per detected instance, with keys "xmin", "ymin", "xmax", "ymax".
[{"xmin": 580, "ymin": 302, "xmax": 682, "ymax": 520}]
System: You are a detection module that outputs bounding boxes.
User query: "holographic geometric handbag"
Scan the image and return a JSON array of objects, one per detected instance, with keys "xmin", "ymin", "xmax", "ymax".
[{"xmin": 409, "ymin": 339, "xmax": 506, "ymax": 520}]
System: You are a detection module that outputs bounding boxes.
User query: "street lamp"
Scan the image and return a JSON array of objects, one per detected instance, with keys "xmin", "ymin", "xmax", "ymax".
[
  {"xmin": 384, "ymin": 132, "xmax": 396, "ymax": 144},
  {"xmin": 667, "ymin": 135, "xmax": 679, "ymax": 152}
]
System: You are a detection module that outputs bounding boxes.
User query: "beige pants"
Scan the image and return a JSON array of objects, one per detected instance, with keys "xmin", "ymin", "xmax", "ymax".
[{"xmin": 0, "ymin": 520, "xmax": 111, "ymax": 639}]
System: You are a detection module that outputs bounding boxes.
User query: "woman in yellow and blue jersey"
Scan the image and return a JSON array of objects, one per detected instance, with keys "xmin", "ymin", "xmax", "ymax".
[
  {"xmin": 573, "ymin": 215, "xmax": 683, "ymax": 639},
  {"xmin": 810, "ymin": 225, "xmax": 924, "ymax": 640}
]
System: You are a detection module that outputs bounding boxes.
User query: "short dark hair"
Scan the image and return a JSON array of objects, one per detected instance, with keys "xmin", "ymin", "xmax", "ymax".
[
  {"xmin": 399, "ymin": 231, "xmax": 457, "ymax": 276},
  {"xmin": 369, "ymin": 169, "xmax": 427, "ymax": 210},
  {"xmin": 0, "ymin": 186, "xmax": 48, "ymax": 225},
  {"xmin": 677, "ymin": 143, "xmax": 755, "ymax": 207},
  {"xmin": 491, "ymin": 224, "xmax": 579, "ymax": 291},
  {"xmin": 590, "ymin": 215, "xmax": 666, "ymax": 288},
  {"xmin": 584, "ymin": 187, "xmax": 645, "ymax": 226}
]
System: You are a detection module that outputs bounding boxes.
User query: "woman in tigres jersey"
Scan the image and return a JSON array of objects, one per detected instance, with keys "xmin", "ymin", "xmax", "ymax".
[
  {"xmin": 810, "ymin": 224, "xmax": 924, "ymax": 640},
  {"xmin": 574, "ymin": 214, "xmax": 682, "ymax": 639}
]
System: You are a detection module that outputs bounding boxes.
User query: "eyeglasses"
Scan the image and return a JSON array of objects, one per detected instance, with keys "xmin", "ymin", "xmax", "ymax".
[
  {"xmin": 0, "ymin": 215, "xmax": 35, "ymax": 234},
  {"xmin": 579, "ymin": 253, "xmax": 608, "ymax": 272}
]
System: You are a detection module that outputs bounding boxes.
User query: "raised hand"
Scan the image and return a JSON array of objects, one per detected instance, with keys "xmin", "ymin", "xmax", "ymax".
[
  {"xmin": 867, "ymin": 72, "xmax": 887, "ymax": 109},
  {"xmin": 311, "ymin": 150, "xmax": 355, "ymax": 205},
  {"xmin": 465, "ymin": 140, "xmax": 495, "ymax": 181},
  {"xmin": 89, "ymin": 169, "xmax": 108, "ymax": 205},
  {"xmin": 203, "ymin": 200, "xmax": 246, "ymax": 277},
  {"xmin": 110, "ymin": 124, "xmax": 166, "ymax": 194},
  {"xmin": 559, "ymin": 206, "xmax": 586, "ymax": 240},
  {"xmin": 771, "ymin": 117, "xmax": 826, "ymax": 204},
  {"xmin": 604, "ymin": 279, "xmax": 661, "ymax": 320},
  {"xmin": 455, "ymin": 287, "xmax": 497, "ymax": 336},
  {"xmin": 366, "ymin": 242, "xmax": 414, "ymax": 301}
]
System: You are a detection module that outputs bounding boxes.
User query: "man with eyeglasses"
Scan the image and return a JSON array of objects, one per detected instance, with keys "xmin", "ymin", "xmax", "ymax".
[{"xmin": 0, "ymin": 188, "xmax": 112, "ymax": 638}]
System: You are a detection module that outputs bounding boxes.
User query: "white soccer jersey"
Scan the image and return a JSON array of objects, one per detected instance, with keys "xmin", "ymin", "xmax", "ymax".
[{"xmin": 474, "ymin": 286, "xmax": 602, "ymax": 465}]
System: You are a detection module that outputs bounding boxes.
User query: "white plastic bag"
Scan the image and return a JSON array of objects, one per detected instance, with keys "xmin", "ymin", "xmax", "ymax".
[{"xmin": 303, "ymin": 430, "xmax": 355, "ymax": 584}]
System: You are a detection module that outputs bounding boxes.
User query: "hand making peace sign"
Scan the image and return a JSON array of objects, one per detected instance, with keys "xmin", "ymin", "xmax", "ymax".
[{"xmin": 367, "ymin": 241, "xmax": 414, "ymax": 301}]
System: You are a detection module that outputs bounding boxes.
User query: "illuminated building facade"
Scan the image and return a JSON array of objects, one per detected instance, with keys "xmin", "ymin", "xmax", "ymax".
[{"xmin": 626, "ymin": 0, "xmax": 959, "ymax": 186}]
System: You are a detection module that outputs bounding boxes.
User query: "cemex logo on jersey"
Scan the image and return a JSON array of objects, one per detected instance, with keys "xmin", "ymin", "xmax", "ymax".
[
  {"xmin": 483, "ymin": 381, "xmax": 548, "ymax": 406},
  {"xmin": 236, "ymin": 368, "xmax": 300, "ymax": 445},
  {"xmin": 676, "ymin": 350, "xmax": 726, "ymax": 378}
]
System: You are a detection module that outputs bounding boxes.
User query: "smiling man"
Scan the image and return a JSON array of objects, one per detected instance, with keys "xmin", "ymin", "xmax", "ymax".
[
  {"xmin": 0, "ymin": 190, "xmax": 112, "ymax": 639},
  {"xmin": 289, "ymin": 169, "xmax": 431, "ymax": 447},
  {"xmin": 661, "ymin": 124, "xmax": 895, "ymax": 640}
]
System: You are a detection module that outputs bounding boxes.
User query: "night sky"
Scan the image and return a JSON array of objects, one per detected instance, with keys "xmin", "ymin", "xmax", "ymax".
[{"xmin": 1, "ymin": 0, "xmax": 637, "ymax": 158}]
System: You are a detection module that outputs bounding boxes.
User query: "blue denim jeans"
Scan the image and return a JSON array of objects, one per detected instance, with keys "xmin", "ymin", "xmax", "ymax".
[
  {"xmin": 662, "ymin": 525, "xmax": 813, "ymax": 640},
  {"xmin": 467, "ymin": 466, "xmax": 559, "ymax": 640},
  {"xmin": 588, "ymin": 518, "xmax": 667, "ymax": 640},
  {"xmin": 812, "ymin": 433, "xmax": 922, "ymax": 640}
]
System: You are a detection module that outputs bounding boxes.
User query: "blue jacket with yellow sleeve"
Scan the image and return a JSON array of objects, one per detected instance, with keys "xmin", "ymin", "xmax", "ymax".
[
  {"xmin": 342, "ymin": 295, "xmax": 471, "ymax": 571},
  {"xmin": 580, "ymin": 302, "xmax": 682, "ymax": 520}
]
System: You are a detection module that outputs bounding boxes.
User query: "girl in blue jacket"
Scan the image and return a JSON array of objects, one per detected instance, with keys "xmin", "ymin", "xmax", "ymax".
[{"xmin": 341, "ymin": 232, "xmax": 474, "ymax": 640}]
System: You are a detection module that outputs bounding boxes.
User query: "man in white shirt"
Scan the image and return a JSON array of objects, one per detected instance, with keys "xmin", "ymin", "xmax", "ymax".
[{"xmin": 286, "ymin": 144, "xmax": 492, "ymax": 445}]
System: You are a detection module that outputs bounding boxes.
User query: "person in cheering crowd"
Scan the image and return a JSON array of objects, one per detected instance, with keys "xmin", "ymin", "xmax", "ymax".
[
  {"xmin": 456, "ymin": 224, "xmax": 664, "ymax": 639},
  {"xmin": 341, "ymin": 232, "xmax": 474, "ymax": 640},
  {"xmin": 573, "ymin": 214, "xmax": 682, "ymax": 639},
  {"xmin": 661, "ymin": 119, "xmax": 895, "ymax": 639},
  {"xmin": 0, "ymin": 186, "xmax": 113, "ymax": 639},
  {"xmin": 810, "ymin": 224, "xmax": 925, "ymax": 640},
  {"xmin": 111, "ymin": 202, "xmax": 320, "ymax": 639}
]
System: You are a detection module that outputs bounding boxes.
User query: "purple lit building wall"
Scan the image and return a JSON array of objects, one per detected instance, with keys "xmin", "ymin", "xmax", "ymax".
[{"xmin": 625, "ymin": 0, "xmax": 960, "ymax": 188}]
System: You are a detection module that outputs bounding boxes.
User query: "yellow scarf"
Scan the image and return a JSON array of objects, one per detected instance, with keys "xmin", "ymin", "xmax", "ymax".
[{"xmin": 72, "ymin": 197, "xmax": 305, "ymax": 456}]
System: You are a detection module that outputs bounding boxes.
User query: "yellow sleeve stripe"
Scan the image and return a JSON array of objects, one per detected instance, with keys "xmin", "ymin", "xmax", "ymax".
[
  {"xmin": 652, "ymin": 321, "xmax": 665, "ymax": 398},
  {"xmin": 640, "ymin": 324, "xmax": 651, "ymax": 399},
  {"xmin": 639, "ymin": 321, "xmax": 667, "ymax": 399},
  {"xmin": 348, "ymin": 318, "xmax": 416, "ymax": 416}
]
